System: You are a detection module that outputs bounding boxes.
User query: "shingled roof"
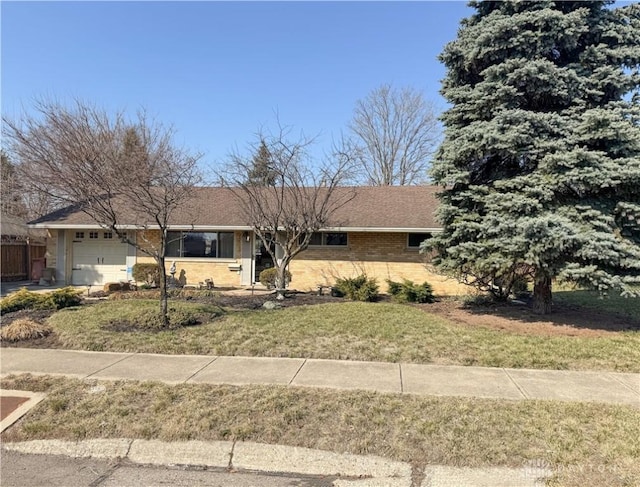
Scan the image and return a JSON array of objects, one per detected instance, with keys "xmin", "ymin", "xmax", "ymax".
[{"xmin": 29, "ymin": 186, "xmax": 443, "ymax": 231}]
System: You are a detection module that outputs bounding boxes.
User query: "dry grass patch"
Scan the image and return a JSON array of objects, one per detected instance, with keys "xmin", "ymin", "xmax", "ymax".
[
  {"xmin": 0, "ymin": 319, "xmax": 52, "ymax": 342},
  {"xmin": 1, "ymin": 374, "xmax": 639, "ymax": 487},
  {"xmin": 49, "ymin": 300, "xmax": 224, "ymax": 353},
  {"xmin": 48, "ymin": 300, "xmax": 640, "ymax": 372}
]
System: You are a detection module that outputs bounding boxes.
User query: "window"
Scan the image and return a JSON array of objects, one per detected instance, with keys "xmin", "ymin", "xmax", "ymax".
[
  {"xmin": 75, "ymin": 232, "xmax": 84, "ymax": 239},
  {"xmin": 166, "ymin": 231, "xmax": 234, "ymax": 258},
  {"xmin": 307, "ymin": 232, "xmax": 348, "ymax": 247},
  {"xmin": 89, "ymin": 231, "xmax": 99, "ymax": 239},
  {"xmin": 103, "ymin": 232, "xmax": 113, "ymax": 239},
  {"xmin": 408, "ymin": 233, "xmax": 432, "ymax": 249}
]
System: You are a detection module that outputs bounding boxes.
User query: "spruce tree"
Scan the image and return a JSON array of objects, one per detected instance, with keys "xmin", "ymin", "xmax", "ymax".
[
  {"xmin": 248, "ymin": 139, "xmax": 277, "ymax": 186},
  {"xmin": 426, "ymin": 1, "xmax": 640, "ymax": 314}
]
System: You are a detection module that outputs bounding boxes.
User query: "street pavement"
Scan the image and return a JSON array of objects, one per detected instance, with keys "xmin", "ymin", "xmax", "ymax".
[{"xmin": 1, "ymin": 449, "xmax": 337, "ymax": 487}]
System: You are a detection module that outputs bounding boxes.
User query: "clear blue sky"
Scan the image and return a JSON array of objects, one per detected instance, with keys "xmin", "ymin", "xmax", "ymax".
[{"xmin": 2, "ymin": 1, "xmax": 473, "ymax": 168}]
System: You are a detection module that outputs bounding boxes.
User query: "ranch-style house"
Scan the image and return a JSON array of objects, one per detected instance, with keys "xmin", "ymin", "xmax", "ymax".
[{"xmin": 28, "ymin": 186, "xmax": 467, "ymax": 295}]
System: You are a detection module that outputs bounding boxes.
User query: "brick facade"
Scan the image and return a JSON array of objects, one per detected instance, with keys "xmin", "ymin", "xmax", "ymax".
[
  {"xmin": 289, "ymin": 232, "xmax": 468, "ymax": 295},
  {"xmin": 48, "ymin": 228, "xmax": 468, "ymax": 295}
]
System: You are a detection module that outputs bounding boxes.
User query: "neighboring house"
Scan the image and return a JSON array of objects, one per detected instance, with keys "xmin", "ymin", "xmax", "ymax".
[
  {"xmin": 1, "ymin": 213, "xmax": 47, "ymax": 281},
  {"xmin": 27, "ymin": 186, "xmax": 467, "ymax": 295}
]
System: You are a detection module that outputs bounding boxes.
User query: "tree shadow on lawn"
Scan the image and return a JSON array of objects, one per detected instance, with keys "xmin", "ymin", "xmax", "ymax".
[{"xmin": 424, "ymin": 296, "xmax": 639, "ymax": 337}]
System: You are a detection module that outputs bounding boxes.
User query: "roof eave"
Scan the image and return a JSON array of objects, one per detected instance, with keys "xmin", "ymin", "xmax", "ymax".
[{"xmin": 29, "ymin": 223, "xmax": 442, "ymax": 232}]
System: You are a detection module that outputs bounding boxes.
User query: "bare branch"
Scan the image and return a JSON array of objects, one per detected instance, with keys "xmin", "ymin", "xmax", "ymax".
[
  {"xmin": 2, "ymin": 98, "xmax": 203, "ymax": 325},
  {"xmin": 220, "ymin": 122, "xmax": 357, "ymax": 296},
  {"xmin": 348, "ymin": 84, "xmax": 441, "ymax": 186}
]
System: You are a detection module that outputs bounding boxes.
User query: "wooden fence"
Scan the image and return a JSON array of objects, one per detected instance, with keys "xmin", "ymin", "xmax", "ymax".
[{"xmin": 1, "ymin": 240, "xmax": 47, "ymax": 281}]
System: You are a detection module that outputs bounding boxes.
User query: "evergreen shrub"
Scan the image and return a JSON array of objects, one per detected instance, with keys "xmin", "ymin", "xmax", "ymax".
[
  {"xmin": 49, "ymin": 287, "xmax": 84, "ymax": 309},
  {"xmin": 386, "ymin": 279, "xmax": 435, "ymax": 303},
  {"xmin": 0, "ymin": 287, "xmax": 83, "ymax": 315},
  {"xmin": 259, "ymin": 268, "xmax": 292, "ymax": 289},
  {"xmin": 334, "ymin": 274, "xmax": 379, "ymax": 302}
]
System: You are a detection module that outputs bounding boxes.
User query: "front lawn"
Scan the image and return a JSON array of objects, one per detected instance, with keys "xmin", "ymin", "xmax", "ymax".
[{"xmin": 41, "ymin": 299, "xmax": 640, "ymax": 372}]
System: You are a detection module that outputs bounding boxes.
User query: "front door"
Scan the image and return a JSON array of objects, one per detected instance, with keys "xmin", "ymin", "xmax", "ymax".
[{"xmin": 254, "ymin": 234, "xmax": 275, "ymax": 283}]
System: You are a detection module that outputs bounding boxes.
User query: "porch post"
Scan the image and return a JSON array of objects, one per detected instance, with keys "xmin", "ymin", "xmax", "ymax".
[{"xmin": 240, "ymin": 232, "xmax": 253, "ymax": 286}]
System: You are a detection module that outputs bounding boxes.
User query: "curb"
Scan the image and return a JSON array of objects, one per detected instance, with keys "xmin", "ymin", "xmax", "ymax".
[
  {"xmin": 1, "ymin": 439, "xmax": 413, "ymax": 485},
  {"xmin": 1, "ymin": 439, "xmax": 553, "ymax": 486}
]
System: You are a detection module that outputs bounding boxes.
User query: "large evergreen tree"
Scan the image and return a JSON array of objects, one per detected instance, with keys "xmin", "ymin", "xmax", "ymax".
[{"xmin": 426, "ymin": 1, "xmax": 640, "ymax": 314}]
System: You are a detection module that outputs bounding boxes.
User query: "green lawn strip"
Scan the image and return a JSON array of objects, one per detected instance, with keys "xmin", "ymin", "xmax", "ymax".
[
  {"xmin": 554, "ymin": 290, "xmax": 640, "ymax": 321},
  {"xmin": 2, "ymin": 375, "xmax": 638, "ymax": 487},
  {"xmin": 50, "ymin": 300, "xmax": 640, "ymax": 372}
]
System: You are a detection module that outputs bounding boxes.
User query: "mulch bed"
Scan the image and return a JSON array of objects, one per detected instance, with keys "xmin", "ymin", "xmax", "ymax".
[
  {"xmin": 418, "ymin": 299, "xmax": 640, "ymax": 337},
  {"xmin": 0, "ymin": 309, "xmax": 55, "ymax": 326}
]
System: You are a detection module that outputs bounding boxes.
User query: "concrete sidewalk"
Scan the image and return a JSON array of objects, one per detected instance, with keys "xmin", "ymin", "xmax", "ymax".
[{"xmin": 1, "ymin": 348, "xmax": 638, "ymax": 405}]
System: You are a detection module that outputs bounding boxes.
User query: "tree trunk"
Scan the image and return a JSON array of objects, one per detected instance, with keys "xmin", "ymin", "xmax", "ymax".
[
  {"xmin": 157, "ymin": 256, "xmax": 170, "ymax": 327},
  {"xmin": 532, "ymin": 272, "xmax": 552, "ymax": 315},
  {"xmin": 275, "ymin": 264, "xmax": 287, "ymax": 300}
]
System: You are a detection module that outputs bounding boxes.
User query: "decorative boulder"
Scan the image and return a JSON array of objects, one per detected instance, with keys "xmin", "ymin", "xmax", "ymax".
[{"xmin": 262, "ymin": 300, "xmax": 282, "ymax": 310}]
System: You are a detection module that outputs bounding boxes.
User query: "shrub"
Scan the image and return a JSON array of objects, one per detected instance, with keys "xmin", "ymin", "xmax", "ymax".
[
  {"xmin": 259, "ymin": 267, "xmax": 292, "ymax": 289},
  {"xmin": 0, "ymin": 318, "xmax": 52, "ymax": 342},
  {"xmin": 0, "ymin": 287, "xmax": 83, "ymax": 315},
  {"xmin": 334, "ymin": 274, "xmax": 379, "ymax": 302},
  {"xmin": 49, "ymin": 287, "xmax": 84, "ymax": 309},
  {"xmin": 132, "ymin": 263, "xmax": 160, "ymax": 287},
  {"xmin": 386, "ymin": 279, "xmax": 435, "ymax": 303},
  {"xmin": 0, "ymin": 289, "xmax": 50, "ymax": 315}
]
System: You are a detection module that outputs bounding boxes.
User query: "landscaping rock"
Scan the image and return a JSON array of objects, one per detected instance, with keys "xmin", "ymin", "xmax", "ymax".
[{"xmin": 262, "ymin": 300, "xmax": 282, "ymax": 310}]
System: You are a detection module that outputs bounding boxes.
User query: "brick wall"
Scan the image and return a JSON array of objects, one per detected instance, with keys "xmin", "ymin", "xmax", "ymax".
[
  {"xmin": 131, "ymin": 230, "xmax": 469, "ymax": 295},
  {"xmin": 289, "ymin": 232, "xmax": 469, "ymax": 296}
]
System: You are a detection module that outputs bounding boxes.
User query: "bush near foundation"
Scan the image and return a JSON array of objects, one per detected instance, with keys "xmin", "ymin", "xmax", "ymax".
[
  {"xmin": 333, "ymin": 275, "xmax": 379, "ymax": 302},
  {"xmin": 132, "ymin": 263, "xmax": 160, "ymax": 287},
  {"xmin": 387, "ymin": 279, "xmax": 435, "ymax": 303},
  {"xmin": 259, "ymin": 268, "xmax": 292, "ymax": 289}
]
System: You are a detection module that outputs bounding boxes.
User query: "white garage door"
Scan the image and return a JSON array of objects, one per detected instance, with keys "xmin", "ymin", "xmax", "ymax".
[{"xmin": 71, "ymin": 230, "xmax": 128, "ymax": 285}]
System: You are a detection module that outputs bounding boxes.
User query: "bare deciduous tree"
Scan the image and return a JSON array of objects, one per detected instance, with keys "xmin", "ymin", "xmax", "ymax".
[
  {"xmin": 1, "ymin": 151, "xmax": 28, "ymax": 219},
  {"xmin": 348, "ymin": 84, "xmax": 440, "ymax": 186},
  {"xmin": 3, "ymin": 99, "xmax": 202, "ymax": 326},
  {"xmin": 222, "ymin": 125, "xmax": 356, "ymax": 298}
]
